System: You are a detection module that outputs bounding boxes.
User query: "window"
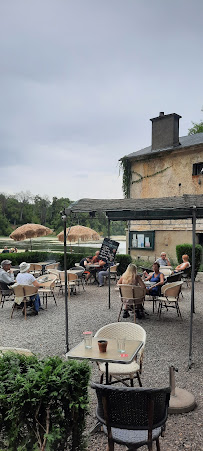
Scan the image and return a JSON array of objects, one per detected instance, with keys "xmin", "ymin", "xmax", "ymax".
[
  {"xmin": 129, "ymin": 231, "xmax": 155, "ymax": 250},
  {"xmin": 192, "ymin": 163, "xmax": 203, "ymax": 176}
]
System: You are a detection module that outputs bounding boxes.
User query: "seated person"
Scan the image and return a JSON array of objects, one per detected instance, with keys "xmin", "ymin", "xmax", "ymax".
[
  {"xmin": 92, "ymin": 250, "xmax": 100, "ymax": 263},
  {"xmin": 79, "ymin": 256, "xmax": 93, "ymax": 282},
  {"xmin": 97, "ymin": 256, "xmax": 114, "ymax": 287},
  {"xmin": 156, "ymin": 252, "xmax": 170, "ymax": 266},
  {"xmin": 0, "ymin": 259, "xmax": 15, "ymax": 289},
  {"xmin": 144, "ymin": 261, "xmax": 164, "ymax": 296},
  {"xmin": 117, "ymin": 263, "xmax": 146, "ymax": 318},
  {"xmin": 174, "ymin": 254, "xmax": 190, "ymax": 272},
  {"xmin": 16, "ymin": 262, "xmax": 42, "ymax": 315},
  {"xmin": 2, "ymin": 246, "xmax": 10, "ymax": 254}
]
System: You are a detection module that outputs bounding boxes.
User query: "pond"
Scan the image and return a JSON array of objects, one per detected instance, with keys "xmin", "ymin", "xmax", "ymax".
[{"xmin": 0, "ymin": 236, "xmax": 127, "ymax": 255}]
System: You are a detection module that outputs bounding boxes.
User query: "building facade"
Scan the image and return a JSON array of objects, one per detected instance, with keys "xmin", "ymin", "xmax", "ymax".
[{"xmin": 122, "ymin": 112, "xmax": 203, "ymax": 261}]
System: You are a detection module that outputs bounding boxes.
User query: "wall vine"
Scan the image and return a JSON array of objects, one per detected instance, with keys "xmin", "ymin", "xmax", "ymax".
[
  {"xmin": 132, "ymin": 165, "xmax": 172, "ymax": 184},
  {"xmin": 119, "ymin": 158, "xmax": 131, "ymax": 198}
]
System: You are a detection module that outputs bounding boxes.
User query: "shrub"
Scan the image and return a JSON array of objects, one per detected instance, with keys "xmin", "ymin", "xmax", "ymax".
[
  {"xmin": 115, "ymin": 254, "xmax": 132, "ymax": 275},
  {"xmin": 0, "ymin": 353, "xmax": 90, "ymax": 451},
  {"xmin": 0, "ymin": 252, "xmax": 63, "ymax": 268},
  {"xmin": 176, "ymin": 244, "xmax": 202, "ymax": 278}
]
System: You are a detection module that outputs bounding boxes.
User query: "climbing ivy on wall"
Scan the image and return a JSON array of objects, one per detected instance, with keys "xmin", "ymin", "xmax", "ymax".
[
  {"xmin": 120, "ymin": 158, "xmax": 131, "ymax": 198},
  {"xmin": 132, "ymin": 166, "xmax": 172, "ymax": 184}
]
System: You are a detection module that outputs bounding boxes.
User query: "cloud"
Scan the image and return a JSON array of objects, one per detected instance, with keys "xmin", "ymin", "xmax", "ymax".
[{"xmin": 0, "ymin": 0, "xmax": 203, "ymax": 201}]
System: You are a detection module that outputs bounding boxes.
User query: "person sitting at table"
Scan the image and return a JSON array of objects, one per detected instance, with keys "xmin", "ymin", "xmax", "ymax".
[
  {"xmin": 117, "ymin": 263, "xmax": 146, "ymax": 318},
  {"xmin": 144, "ymin": 261, "xmax": 164, "ymax": 297},
  {"xmin": 79, "ymin": 256, "xmax": 93, "ymax": 282},
  {"xmin": 156, "ymin": 252, "xmax": 170, "ymax": 266},
  {"xmin": 97, "ymin": 256, "xmax": 114, "ymax": 287},
  {"xmin": 2, "ymin": 246, "xmax": 10, "ymax": 254},
  {"xmin": 16, "ymin": 262, "xmax": 42, "ymax": 315},
  {"xmin": 0, "ymin": 259, "xmax": 15, "ymax": 288},
  {"xmin": 174, "ymin": 254, "xmax": 190, "ymax": 272},
  {"xmin": 92, "ymin": 250, "xmax": 100, "ymax": 264}
]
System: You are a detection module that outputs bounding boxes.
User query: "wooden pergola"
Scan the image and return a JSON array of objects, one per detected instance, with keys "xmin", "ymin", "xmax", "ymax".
[{"xmin": 62, "ymin": 194, "xmax": 203, "ymax": 367}]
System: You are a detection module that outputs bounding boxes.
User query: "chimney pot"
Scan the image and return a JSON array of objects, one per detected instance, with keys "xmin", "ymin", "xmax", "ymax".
[{"xmin": 159, "ymin": 112, "xmax": 164, "ymax": 116}]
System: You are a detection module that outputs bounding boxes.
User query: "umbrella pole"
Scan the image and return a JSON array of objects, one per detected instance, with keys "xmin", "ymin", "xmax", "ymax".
[
  {"xmin": 30, "ymin": 238, "xmax": 32, "ymax": 251},
  {"xmin": 188, "ymin": 206, "xmax": 196, "ymax": 369}
]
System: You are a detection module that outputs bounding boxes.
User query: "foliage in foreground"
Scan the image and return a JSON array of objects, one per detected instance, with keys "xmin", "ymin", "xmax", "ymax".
[{"xmin": 0, "ymin": 354, "xmax": 90, "ymax": 451}]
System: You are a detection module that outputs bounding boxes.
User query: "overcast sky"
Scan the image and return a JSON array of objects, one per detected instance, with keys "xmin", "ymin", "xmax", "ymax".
[{"xmin": 0, "ymin": 0, "xmax": 202, "ymax": 202}]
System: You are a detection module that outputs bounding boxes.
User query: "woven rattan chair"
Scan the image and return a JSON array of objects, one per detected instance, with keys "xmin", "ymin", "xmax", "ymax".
[
  {"xmin": 38, "ymin": 278, "xmax": 57, "ymax": 308},
  {"xmin": 11, "ymin": 285, "xmax": 39, "ymax": 320},
  {"xmin": 118, "ymin": 285, "xmax": 146, "ymax": 322},
  {"xmin": 157, "ymin": 281, "xmax": 183, "ymax": 318},
  {"xmin": 94, "ymin": 322, "xmax": 146, "ymax": 386},
  {"xmin": 92, "ymin": 383, "xmax": 171, "ymax": 451}
]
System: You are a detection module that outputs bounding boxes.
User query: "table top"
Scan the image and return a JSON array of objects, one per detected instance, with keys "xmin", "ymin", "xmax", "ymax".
[{"xmin": 66, "ymin": 338, "xmax": 143, "ymax": 365}]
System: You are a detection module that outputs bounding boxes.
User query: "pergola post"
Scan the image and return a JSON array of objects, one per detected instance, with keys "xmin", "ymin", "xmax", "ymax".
[
  {"xmin": 61, "ymin": 209, "xmax": 69, "ymax": 353},
  {"xmin": 108, "ymin": 217, "xmax": 111, "ymax": 309},
  {"xmin": 188, "ymin": 206, "xmax": 196, "ymax": 369}
]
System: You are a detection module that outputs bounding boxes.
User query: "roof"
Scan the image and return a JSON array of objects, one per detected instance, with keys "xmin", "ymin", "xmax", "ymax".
[
  {"xmin": 65, "ymin": 194, "xmax": 203, "ymax": 221},
  {"xmin": 122, "ymin": 132, "xmax": 203, "ymax": 161}
]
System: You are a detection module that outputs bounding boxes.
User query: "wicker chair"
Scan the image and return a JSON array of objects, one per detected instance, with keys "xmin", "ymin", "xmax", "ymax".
[
  {"xmin": 92, "ymin": 383, "xmax": 171, "ymax": 451},
  {"xmin": 11, "ymin": 285, "xmax": 39, "ymax": 320},
  {"xmin": 157, "ymin": 281, "xmax": 183, "ymax": 318},
  {"xmin": 94, "ymin": 322, "xmax": 146, "ymax": 387},
  {"xmin": 38, "ymin": 278, "xmax": 57, "ymax": 308},
  {"xmin": 118, "ymin": 285, "xmax": 146, "ymax": 322}
]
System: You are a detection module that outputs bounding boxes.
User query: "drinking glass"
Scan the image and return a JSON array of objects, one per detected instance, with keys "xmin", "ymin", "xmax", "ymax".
[
  {"xmin": 117, "ymin": 338, "xmax": 126, "ymax": 353},
  {"xmin": 83, "ymin": 331, "xmax": 93, "ymax": 349}
]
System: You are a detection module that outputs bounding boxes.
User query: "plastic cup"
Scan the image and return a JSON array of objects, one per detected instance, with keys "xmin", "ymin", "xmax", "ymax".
[
  {"xmin": 98, "ymin": 340, "xmax": 108, "ymax": 352},
  {"xmin": 117, "ymin": 338, "xmax": 126, "ymax": 353},
  {"xmin": 83, "ymin": 331, "xmax": 93, "ymax": 349}
]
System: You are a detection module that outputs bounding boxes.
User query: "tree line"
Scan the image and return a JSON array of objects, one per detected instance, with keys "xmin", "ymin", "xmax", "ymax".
[{"xmin": 0, "ymin": 191, "xmax": 126, "ymax": 237}]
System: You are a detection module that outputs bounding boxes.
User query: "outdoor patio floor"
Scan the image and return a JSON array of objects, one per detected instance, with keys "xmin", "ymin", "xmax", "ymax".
[{"xmin": 1, "ymin": 281, "xmax": 203, "ymax": 450}]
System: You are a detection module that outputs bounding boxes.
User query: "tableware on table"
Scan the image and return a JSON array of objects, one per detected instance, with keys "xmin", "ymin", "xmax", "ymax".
[
  {"xmin": 117, "ymin": 338, "xmax": 126, "ymax": 353},
  {"xmin": 83, "ymin": 331, "xmax": 93, "ymax": 349},
  {"xmin": 98, "ymin": 340, "xmax": 108, "ymax": 352}
]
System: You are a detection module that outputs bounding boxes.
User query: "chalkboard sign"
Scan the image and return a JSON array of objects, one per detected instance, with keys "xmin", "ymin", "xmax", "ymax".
[{"xmin": 99, "ymin": 238, "xmax": 119, "ymax": 262}]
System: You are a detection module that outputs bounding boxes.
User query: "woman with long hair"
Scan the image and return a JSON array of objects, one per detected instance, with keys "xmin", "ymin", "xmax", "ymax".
[{"xmin": 117, "ymin": 263, "xmax": 146, "ymax": 318}]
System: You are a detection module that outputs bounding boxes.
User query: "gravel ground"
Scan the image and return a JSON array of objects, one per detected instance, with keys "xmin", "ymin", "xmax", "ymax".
[{"xmin": 1, "ymin": 281, "xmax": 203, "ymax": 450}]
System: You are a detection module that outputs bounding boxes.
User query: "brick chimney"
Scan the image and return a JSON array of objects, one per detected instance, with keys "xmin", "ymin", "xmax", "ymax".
[{"xmin": 150, "ymin": 112, "xmax": 182, "ymax": 150}]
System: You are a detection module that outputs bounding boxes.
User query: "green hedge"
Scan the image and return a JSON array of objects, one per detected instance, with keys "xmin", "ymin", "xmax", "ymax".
[
  {"xmin": 176, "ymin": 244, "xmax": 202, "ymax": 278},
  {"xmin": 115, "ymin": 254, "xmax": 132, "ymax": 275},
  {"xmin": 0, "ymin": 251, "xmax": 132, "ymax": 274},
  {"xmin": 0, "ymin": 353, "xmax": 90, "ymax": 451}
]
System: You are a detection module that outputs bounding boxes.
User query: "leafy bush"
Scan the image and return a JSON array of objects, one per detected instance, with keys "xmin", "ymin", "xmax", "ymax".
[
  {"xmin": 0, "ymin": 252, "xmax": 63, "ymax": 268},
  {"xmin": 0, "ymin": 353, "xmax": 90, "ymax": 451},
  {"xmin": 115, "ymin": 254, "xmax": 132, "ymax": 275},
  {"xmin": 176, "ymin": 244, "xmax": 202, "ymax": 278}
]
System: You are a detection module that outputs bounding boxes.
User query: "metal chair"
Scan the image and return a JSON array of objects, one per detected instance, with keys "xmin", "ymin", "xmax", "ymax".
[
  {"xmin": 157, "ymin": 281, "xmax": 183, "ymax": 318},
  {"xmin": 181, "ymin": 266, "xmax": 191, "ymax": 287},
  {"xmin": 118, "ymin": 285, "xmax": 146, "ymax": 322},
  {"xmin": 92, "ymin": 383, "xmax": 171, "ymax": 451},
  {"xmin": 94, "ymin": 322, "xmax": 146, "ymax": 387}
]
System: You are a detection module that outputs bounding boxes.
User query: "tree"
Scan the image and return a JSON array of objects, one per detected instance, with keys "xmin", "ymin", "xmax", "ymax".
[{"xmin": 188, "ymin": 108, "xmax": 203, "ymax": 135}]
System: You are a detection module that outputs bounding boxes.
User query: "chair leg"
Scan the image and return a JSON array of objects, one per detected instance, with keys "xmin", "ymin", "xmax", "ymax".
[
  {"xmin": 11, "ymin": 302, "xmax": 16, "ymax": 318},
  {"xmin": 118, "ymin": 304, "xmax": 122, "ymax": 322},
  {"xmin": 100, "ymin": 373, "xmax": 104, "ymax": 384},
  {"xmin": 137, "ymin": 372, "xmax": 142, "ymax": 387},
  {"xmin": 53, "ymin": 292, "xmax": 57, "ymax": 306},
  {"xmin": 156, "ymin": 437, "xmax": 161, "ymax": 451},
  {"xmin": 130, "ymin": 377, "xmax": 134, "ymax": 387},
  {"xmin": 24, "ymin": 300, "xmax": 27, "ymax": 320},
  {"xmin": 46, "ymin": 294, "xmax": 48, "ymax": 309}
]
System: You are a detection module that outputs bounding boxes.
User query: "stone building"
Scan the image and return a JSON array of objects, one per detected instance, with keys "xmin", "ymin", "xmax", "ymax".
[{"xmin": 122, "ymin": 112, "xmax": 203, "ymax": 261}]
